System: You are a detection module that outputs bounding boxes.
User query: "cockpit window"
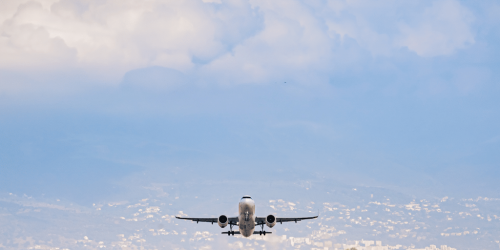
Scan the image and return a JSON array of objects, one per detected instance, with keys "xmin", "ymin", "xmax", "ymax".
[{"xmin": 242, "ymin": 196, "xmax": 252, "ymax": 199}]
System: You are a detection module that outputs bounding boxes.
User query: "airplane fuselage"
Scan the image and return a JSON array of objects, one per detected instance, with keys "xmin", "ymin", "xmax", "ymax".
[{"xmin": 238, "ymin": 197, "xmax": 256, "ymax": 237}]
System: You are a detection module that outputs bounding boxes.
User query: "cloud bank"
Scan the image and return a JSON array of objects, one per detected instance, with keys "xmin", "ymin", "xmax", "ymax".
[{"xmin": 0, "ymin": 0, "xmax": 480, "ymax": 92}]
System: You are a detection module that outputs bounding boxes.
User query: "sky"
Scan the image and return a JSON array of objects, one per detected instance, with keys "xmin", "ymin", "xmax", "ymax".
[{"xmin": 1, "ymin": 0, "xmax": 500, "ymax": 205}]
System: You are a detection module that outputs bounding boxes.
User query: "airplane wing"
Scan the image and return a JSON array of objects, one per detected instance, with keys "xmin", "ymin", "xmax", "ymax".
[
  {"xmin": 255, "ymin": 215, "xmax": 318, "ymax": 225},
  {"xmin": 175, "ymin": 216, "xmax": 239, "ymax": 225}
]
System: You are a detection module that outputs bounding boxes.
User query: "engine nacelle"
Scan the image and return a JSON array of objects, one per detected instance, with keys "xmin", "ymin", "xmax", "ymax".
[
  {"xmin": 266, "ymin": 214, "xmax": 276, "ymax": 228},
  {"xmin": 218, "ymin": 215, "xmax": 228, "ymax": 228}
]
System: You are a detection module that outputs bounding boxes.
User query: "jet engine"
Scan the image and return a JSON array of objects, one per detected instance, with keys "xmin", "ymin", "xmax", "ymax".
[
  {"xmin": 265, "ymin": 214, "xmax": 276, "ymax": 228},
  {"xmin": 218, "ymin": 215, "xmax": 228, "ymax": 228}
]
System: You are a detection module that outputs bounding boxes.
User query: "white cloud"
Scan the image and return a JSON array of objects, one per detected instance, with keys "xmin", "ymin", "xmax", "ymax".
[
  {"xmin": 0, "ymin": 2, "xmax": 77, "ymax": 69},
  {"xmin": 200, "ymin": 0, "xmax": 474, "ymax": 85},
  {"xmin": 0, "ymin": 0, "xmax": 477, "ymax": 91},
  {"xmin": 398, "ymin": 0, "xmax": 475, "ymax": 57},
  {"xmin": 1, "ymin": 0, "xmax": 261, "ymax": 78}
]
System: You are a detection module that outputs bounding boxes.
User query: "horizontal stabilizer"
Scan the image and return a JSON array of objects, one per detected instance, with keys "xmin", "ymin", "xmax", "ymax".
[
  {"xmin": 222, "ymin": 231, "xmax": 240, "ymax": 234},
  {"xmin": 253, "ymin": 231, "xmax": 272, "ymax": 235},
  {"xmin": 221, "ymin": 231, "xmax": 272, "ymax": 235}
]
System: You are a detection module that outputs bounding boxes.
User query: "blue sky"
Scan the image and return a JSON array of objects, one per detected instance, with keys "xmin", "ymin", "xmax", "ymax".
[{"xmin": 1, "ymin": 0, "xmax": 500, "ymax": 204}]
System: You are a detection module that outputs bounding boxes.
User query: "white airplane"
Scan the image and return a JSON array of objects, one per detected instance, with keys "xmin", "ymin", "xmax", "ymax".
[{"xmin": 176, "ymin": 195, "xmax": 318, "ymax": 237}]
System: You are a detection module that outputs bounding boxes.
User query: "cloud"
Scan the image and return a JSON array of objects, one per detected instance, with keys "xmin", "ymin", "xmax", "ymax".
[
  {"xmin": 0, "ymin": 2, "xmax": 77, "ymax": 70},
  {"xmin": 398, "ymin": 0, "xmax": 475, "ymax": 57},
  {"xmin": 1, "ymin": 0, "xmax": 262, "ymax": 78},
  {"xmin": 0, "ymin": 0, "xmax": 481, "ymax": 93}
]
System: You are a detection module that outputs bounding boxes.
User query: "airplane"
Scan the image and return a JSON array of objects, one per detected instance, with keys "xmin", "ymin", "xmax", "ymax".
[{"xmin": 175, "ymin": 195, "xmax": 318, "ymax": 237}]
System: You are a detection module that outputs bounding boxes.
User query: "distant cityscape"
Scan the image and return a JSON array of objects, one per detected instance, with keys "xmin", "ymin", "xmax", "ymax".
[
  {"xmin": 21, "ymin": 235, "xmax": 457, "ymax": 250},
  {"xmin": 1, "ymin": 185, "xmax": 499, "ymax": 249}
]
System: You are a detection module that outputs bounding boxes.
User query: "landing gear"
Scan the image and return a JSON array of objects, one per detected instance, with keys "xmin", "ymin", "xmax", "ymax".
[
  {"xmin": 226, "ymin": 224, "xmax": 235, "ymax": 236},
  {"xmin": 257, "ymin": 224, "xmax": 269, "ymax": 235}
]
